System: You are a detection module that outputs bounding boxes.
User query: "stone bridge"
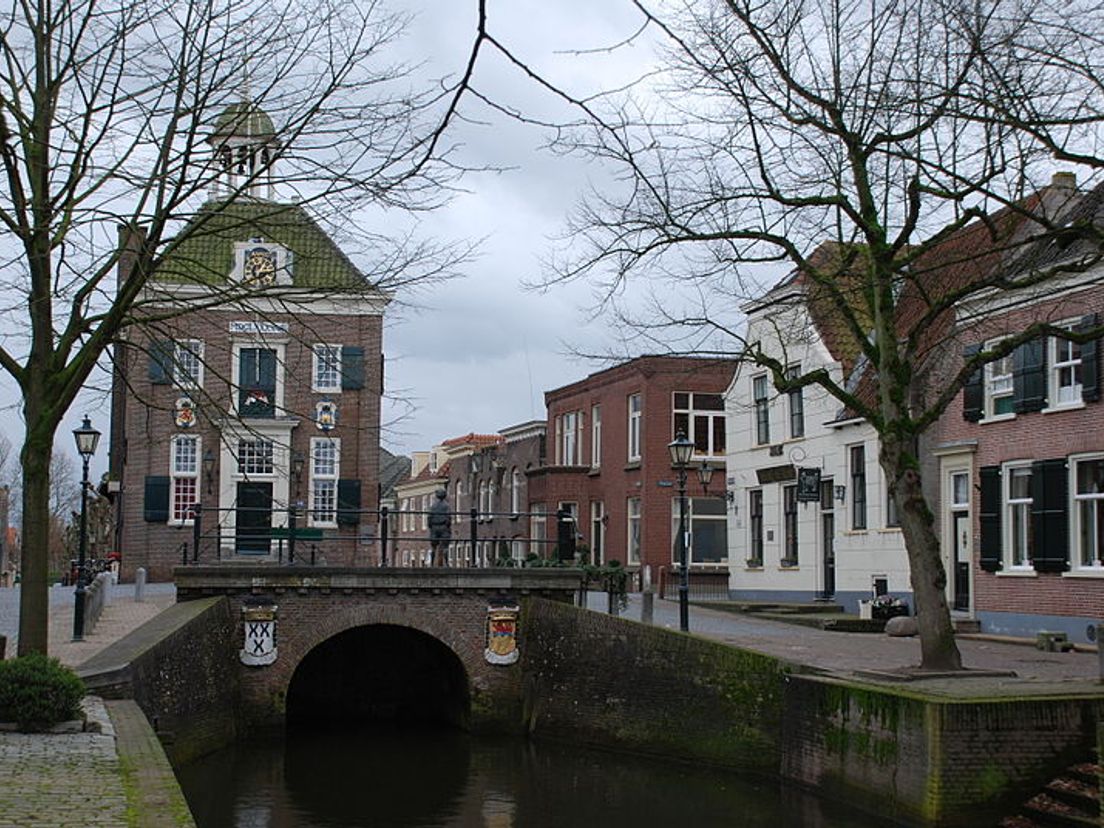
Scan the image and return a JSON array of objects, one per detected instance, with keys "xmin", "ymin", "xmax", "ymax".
[{"xmin": 173, "ymin": 565, "xmax": 581, "ymax": 732}]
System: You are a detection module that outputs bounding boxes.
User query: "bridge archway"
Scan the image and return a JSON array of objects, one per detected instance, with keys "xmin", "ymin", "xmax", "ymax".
[
  {"xmin": 276, "ymin": 605, "xmax": 478, "ymax": 730},
  {"xmin": 286, "ymin": 624, "xmax": 470, "ymax": 728}
]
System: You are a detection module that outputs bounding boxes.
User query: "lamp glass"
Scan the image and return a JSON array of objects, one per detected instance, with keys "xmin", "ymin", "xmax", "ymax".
[
  {"xmin": 697, "ymin": 461, "xmax": 714, "ymax": 488},
  {"xmin": 668, "ymin": 431, "xmax": 693, "ymax": 467},
  {"xmin": 73, "ymin": 416, "xmax": 101, "ymax": 458}
]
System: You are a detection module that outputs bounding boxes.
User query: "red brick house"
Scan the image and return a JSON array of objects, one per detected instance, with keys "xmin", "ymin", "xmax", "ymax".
[
  {"xmin": 924, "ymin": 177, "xmax": 1104, "ymax": 641},
  {"xmin": 109, "ymin": 103, "xmax": 388, "ymax": 580},
  {"xmin": 527, "ymin": 356, "xmax": 736, "ymax": 584}
]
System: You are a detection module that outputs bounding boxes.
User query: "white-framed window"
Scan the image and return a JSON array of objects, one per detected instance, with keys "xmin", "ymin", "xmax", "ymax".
[
  {"xmin": 984, "ymin": 341, "xmax": 1014, "ymax": 418},
  {"xmin": 511, "ymin": 468, "xmax": 521, "ymax": 514},
  {"xmin": 233, "ymin": 343, "xmax": 283, "ymax": 418},
  {"xmin": 786, "ymin": 365, "xmax": 804, "ymax": 439},
  {"xmin": 312, "ymin": 344, "xmax": 342, "ymax": 393},
  {"xmin": 628, "ymin": 393, "xmax": 642, "ymax": 462},
  {"xmin": 782, "ymin": 485, "xmax": 798, "ymax": 564},
  {"xmin": 555, "ymin": 411, "xmax": 581, "ymax": 465},
  {"xmin": 590, "ymin": 501, "xmax": 605, "ymax": 564},
  {"xmin": 455, "ymin": 480, "xmax": 464, "ymax": 524},
  {"xmin": 173, "ymin": 340, "xmax": 204, "ymax": 389},
  {"xmin": 1050, "ymin": 324, "xmax": 1083, "ymax": 406},
  {"xmin": 748, "ymin": 489, "xmax": 764, "ymax": 565},
  {"xmin": 1073, "ymin": 455, "xmax": 1104, "ymax": 569},
  {"xmin": 671, "ymin": 497, "xmax": 728, "ymax": 566},
  {"xmin": 531, "ymin": 504, "xmax": 546, "ymax": 556},
  {"xmin": 753, "ymin": 375, "xmax": 770, "ymax": 445},
  {"xmin": 951, "ymin": 471, "xmax": 970, "ymax": 510},
  {"xmin": 479, "ymin": 480, "xmax": 489, "ymax": 517},
  {"xmin": 170, "ymin": 435, "xmax": 199, "ymax": 524},
  {"xmin": 627, "ymin": 497, "xmax": 641, "ymax": 564},
  {"xmin": 422, "ymin": 494, "xmax": 429, "ymax": 530},
  {"xmin": 1004, "ymin": 462, "xmax": 1033, "ymax": 569},
  {"xmin": 591, "ymin": 404, "xmax": 602, "ymax": 468},
  {"xmin": 237, "ymin": 439, "xmax": 274, "ymax": 476},
  {"xmin": 309, "ymin": 437, "xmax": 339, "ymax": 526},
  {"xmin": 673, "ymin": 392, "xmax": 726, "ymax": 457},
  {"xmin": 401, "ymin": 498, "xmax": 411, "ymax": 533}
]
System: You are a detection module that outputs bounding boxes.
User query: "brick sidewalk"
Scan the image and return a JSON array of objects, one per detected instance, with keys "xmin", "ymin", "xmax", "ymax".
[{"xmin": 50, "ymin": 593, "xmax": 175, "ymax": 668}]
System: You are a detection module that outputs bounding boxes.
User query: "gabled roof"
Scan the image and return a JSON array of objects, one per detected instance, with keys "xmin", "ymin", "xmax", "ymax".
[
  {"xmin": 154, "ymin": 198, "xmax": 367, "ymax": 289},
  {"xmin": 440, "ymin": 432, "xmax": 504, "ymax": 449}
]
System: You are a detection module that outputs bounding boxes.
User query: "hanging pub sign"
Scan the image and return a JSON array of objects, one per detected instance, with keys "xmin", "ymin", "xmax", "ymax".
[
  {"xmin": 240, "ymin": 601, "xmax": 278, "ymax": 666},
  {"xmin": 796, "ymin": 467, "xmax": 822, "ymax": 502},
  {"xmin": 484, "ymin": 600, "xmax": 520, "ymax": 665}
]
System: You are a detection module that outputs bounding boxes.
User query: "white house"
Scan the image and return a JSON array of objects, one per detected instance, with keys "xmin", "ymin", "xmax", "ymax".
[{"xmin": 724, "ymin": 250, "xmax": 912, "ymax": 612}]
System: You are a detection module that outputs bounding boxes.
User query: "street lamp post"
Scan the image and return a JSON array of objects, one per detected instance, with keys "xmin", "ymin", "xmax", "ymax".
[
  {"xmin": 668, "ymin": 430, "xmax": 694, "ymax": 632},
  {"xmin": 72, "ymin": 416, "xmax": 101, "ymax": 641}
]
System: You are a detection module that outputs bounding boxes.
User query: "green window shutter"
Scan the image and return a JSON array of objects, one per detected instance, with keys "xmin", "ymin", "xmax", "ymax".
[
  {"xmin": 1031, "ymin": 458, "xmax": 1069, "ymax": 573},
  {"xmin": 1012, "ymin": 339, "xmax": 1047, "ymax": 413},
  {"xmin": 961, "ymin": 343, "xmax": 983, "ymax": 422},
  {"xmin": 978, "ymin": 466, "xmax": 1002, "ymax": 572},
  {"xmin": 341, "ymin": 346, "xmax": 364, "ymax": 390},
  {"xmin": 1079, "ymin": 314, "xmax": 1100, "ymax": 403},
  {"xmin": 337, "ymin": 479, "xmax": 361, "ymax": 525},
  {"xmin": 148, "ymin": 340, "xmax": 172, "ymax": 385},
  {"xmin": 144, "ymin": 476, "xmax": 170, "ymax": 522}
]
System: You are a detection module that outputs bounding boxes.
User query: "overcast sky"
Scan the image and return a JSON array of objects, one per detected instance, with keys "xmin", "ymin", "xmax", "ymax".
[{"xmin": 0, "ymin": 1, "xmax": 706, "ymax": 478}]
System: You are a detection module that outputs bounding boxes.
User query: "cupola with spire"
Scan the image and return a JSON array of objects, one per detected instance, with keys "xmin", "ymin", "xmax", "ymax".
[{"xmin": 208, "ymin": 99, "xmax": 280, "ymax": 200}]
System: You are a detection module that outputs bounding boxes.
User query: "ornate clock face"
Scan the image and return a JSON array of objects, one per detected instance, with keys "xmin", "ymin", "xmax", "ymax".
[{"xmin": 243, "ymin": 248, "xmax": 276, "ymax": 285}]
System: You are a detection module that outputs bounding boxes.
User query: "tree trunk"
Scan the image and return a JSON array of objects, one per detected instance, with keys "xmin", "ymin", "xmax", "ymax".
[
  {"xmin": 882, "ymin": 441, "xmax": 962, "ymax": 671},
  {"xmin": 16, "ymin": 416, "xmax": 54, "ymax": 657}
]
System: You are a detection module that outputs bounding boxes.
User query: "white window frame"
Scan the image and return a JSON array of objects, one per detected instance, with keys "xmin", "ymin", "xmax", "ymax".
[
  {"xmin": 169, "ymin": 435, "xmax": 200, "ymax": 525},
  {"xmin": 590, "ymin": 501, "xmax": 605, "ymax": 565},
  {"xmin": 236, "ymin": 438, "xmax": 275, "ymax": 477},
  {"xmin": 671, "ymin": 496, "xmax": 729, "ymax": 566},
  {"xmin": 308, "ymin": 437, "xmax": 340, "ymax": 527},
  {"xmin": 672, "ymin": 392, "xmax": 726, "ymax": 458},
  {"xmin": 312, "ymin": 344, "xmax": 342, "ymax": 393},
  {"xmin": 850, "ymin": 443, "xmax": 867, "ymax": 530},
  {"xmin": 511, "ymin": 468, "xmax": 521, "ymax": 514},
  {"xmin": 231, "ymin": 341, "xmax": 286, "ymax": 417},
  {"xmin": 173, "ymin": 339, "xmax": 204, "ymax": 390},
  {"xmin": 785, "ymin": 365, "xmax": 804, "ymax": 440},
  {"xmin": 531, "ymin": 504, "xmax": 546, "ymax": 556},
  {"xmin": 627, "ymin": 394, "xmax": 642, "ymax": 462},
  {"xmin": 591, "ymin": 404, "xmax": 602, "ymax": 468},
  {"xmin": 627, "ymin": 497, "xmax": 641, "ymax": 564},
  {"xmin": 983, "ymin": 339, "xmax": 1014, "ymax": 419},
  {"xmin": 556, "ymin": 411, "xmax": 581, "ymax": 465},
  {"xmin": 752, "ymin": 375, "xmax": 770, "ymax": 445},
  {"xmin": 1003, "ymin": 461, "xmax": 1033, "ymax": 570},
  {"xmin": 1072, "ymin": 454, "xmax": 1104, "ymax": 570},
  {"xmin": 1049, "ymin": 322, "xmax": 1083, "ymax": 407}
]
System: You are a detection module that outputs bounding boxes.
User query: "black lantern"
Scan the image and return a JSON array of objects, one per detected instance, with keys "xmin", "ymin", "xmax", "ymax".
[
  {"xmin": 71, "ymin": 416, "xmax": 101, "ymax": 641},
  {"xmin": 667, "ymin": 430, "xmax": 693, "ymax": 632}
]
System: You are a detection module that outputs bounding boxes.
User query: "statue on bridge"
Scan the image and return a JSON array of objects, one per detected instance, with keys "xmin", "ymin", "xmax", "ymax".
[{"xmin": 428, "ymin": 488, "xmax": 451, "ymax": 566}]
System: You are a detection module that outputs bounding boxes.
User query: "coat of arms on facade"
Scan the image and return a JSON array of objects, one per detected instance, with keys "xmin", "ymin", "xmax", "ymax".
[
  {"xmin": 315, "ymin": 399, "xmax": 338, "ymax": 431},
  {"xmin": 484, "ymin": 601, "xmax": 520, "ymax": 665},
  {"xmin": 240, "ymin": 601, "xmax": 278, "ymax": 666},
  {"xmin": 174, "ymin": 397, "xmax": 197, "ymax": 428}
]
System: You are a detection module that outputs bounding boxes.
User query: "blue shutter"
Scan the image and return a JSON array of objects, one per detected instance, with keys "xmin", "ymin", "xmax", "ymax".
[
  {"xmin": 337, "ymin": 479, "xmax": 361, "ymax": 525},
  {"xmin": 1031, "ymin": 459, "xmax": 1069, "ymax": 573},
  {"xmin": 148, "ymin": 340, "xmax": 172, "ymax": 385},
  {"xmin": 144, "ymin": 476, "xmax": 170, "ymax": 522},
  {"xmin": 978, "ymin": 466, "xmax": 1002, "ymax": 572},
  {"xmin": 961, "ymin": 344, "xmax": 983, "ymax": 422},
  {"xmin": 341, "ymin": 346, "xmax": 364, "ymax": 390},
  {"xmin": 1012, "ymin": 339, "xmax": 1046, "ymax": 413}
]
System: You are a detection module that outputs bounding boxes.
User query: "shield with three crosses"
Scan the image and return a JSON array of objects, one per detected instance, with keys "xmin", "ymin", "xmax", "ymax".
[{"xmin": 240, "ymin": 602, "xmax": 278, "ymax": 666}]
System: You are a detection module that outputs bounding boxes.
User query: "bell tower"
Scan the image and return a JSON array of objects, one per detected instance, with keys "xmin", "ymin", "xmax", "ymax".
[{"xmin": 208, "ymin": 100, "xmax": 279, "ymax": 200}]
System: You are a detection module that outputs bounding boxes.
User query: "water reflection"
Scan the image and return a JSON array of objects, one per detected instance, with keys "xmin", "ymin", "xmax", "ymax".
[{"xmin": 176, "ymin": 725, "xmax": 873, "ymax": 828}]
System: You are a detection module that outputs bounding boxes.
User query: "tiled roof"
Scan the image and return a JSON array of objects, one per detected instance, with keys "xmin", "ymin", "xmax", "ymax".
[
  {"xmin": 440, "ymin": 432, "xmax": 504, "ymax": 449},
  {"xmin": 153, "ymin": 198, "xmax": 366, "ymax": 288}
]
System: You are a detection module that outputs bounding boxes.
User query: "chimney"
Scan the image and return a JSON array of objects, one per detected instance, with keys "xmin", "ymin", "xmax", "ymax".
[{"xmin": 1051, "ymin": 171, "xmax": 1077, "ymax": 192}]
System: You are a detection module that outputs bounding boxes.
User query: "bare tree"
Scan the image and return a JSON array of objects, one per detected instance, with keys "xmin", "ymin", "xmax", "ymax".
[
  {"xmin": 1, "ymin": 0, "xmax": 486, "ymax": 655},
  {"xmin": 484, "ymin": 0, "xmax": 1104, "ymax": 669}
]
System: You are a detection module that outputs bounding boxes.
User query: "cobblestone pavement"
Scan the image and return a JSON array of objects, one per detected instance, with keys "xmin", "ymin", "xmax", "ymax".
[{"xmin": 588, "ymin": 592, "xmax": 1104, "ymax": 695}]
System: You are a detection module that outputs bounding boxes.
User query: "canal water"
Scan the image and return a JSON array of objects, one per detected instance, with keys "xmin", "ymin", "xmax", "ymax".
[{"xmin": 176, "ymin": 725, "xmax": 875, "ymax": 827}]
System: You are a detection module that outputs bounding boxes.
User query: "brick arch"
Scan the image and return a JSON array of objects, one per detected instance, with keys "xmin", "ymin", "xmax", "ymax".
[{"xmin": 276, "ymin": 602, "xmax": 479, "ymax": 702}]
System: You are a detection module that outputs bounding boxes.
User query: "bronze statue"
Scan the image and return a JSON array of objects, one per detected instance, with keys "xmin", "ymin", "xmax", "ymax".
[{"xmin": 428, "ymin": 487, "xmax": 451, "ymax": 566}]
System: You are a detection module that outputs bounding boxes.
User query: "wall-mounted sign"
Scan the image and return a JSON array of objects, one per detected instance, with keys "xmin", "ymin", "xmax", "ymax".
[
  {"xmin": 484, "ymin": 601, "xmax": 520, "ymax": 665},
  {"xmin": 315, "ymin": 400, "xmax": 338, "ymax": 431},
  {"xmin": 240, "ymin": 602, "xmax": 278, "ymax": 666},
  {"xmin": 229, "ymin": 320, "xmax": 289, "ymax": 336},
  {"xmin": 797, "ymin": 467, "xmax": 822, "ymax": 502}
]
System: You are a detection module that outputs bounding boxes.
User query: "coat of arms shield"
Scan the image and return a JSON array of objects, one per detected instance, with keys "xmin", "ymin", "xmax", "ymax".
[
  {"xmin": 484, "ymin": 601, "xmax": 520, "ymax": 665},
  {"xmin": 240, "ymin": 603, "xmax": 278, "ymax": 666}
]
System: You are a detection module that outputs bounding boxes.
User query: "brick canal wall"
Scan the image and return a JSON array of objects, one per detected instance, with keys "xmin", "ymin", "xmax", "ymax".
[
  {"xmin": 78, "ymin": 596, "xmax": 240, "ymax": 765},
  {"xmin": 520, "ymin": 597, "xmax": 793, "ymax": 772}
]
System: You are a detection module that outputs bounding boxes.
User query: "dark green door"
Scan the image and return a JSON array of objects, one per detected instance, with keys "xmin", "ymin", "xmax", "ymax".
[{"xmin": 236, "ymin": 482, "xmax": 273, "ymax": 555}]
